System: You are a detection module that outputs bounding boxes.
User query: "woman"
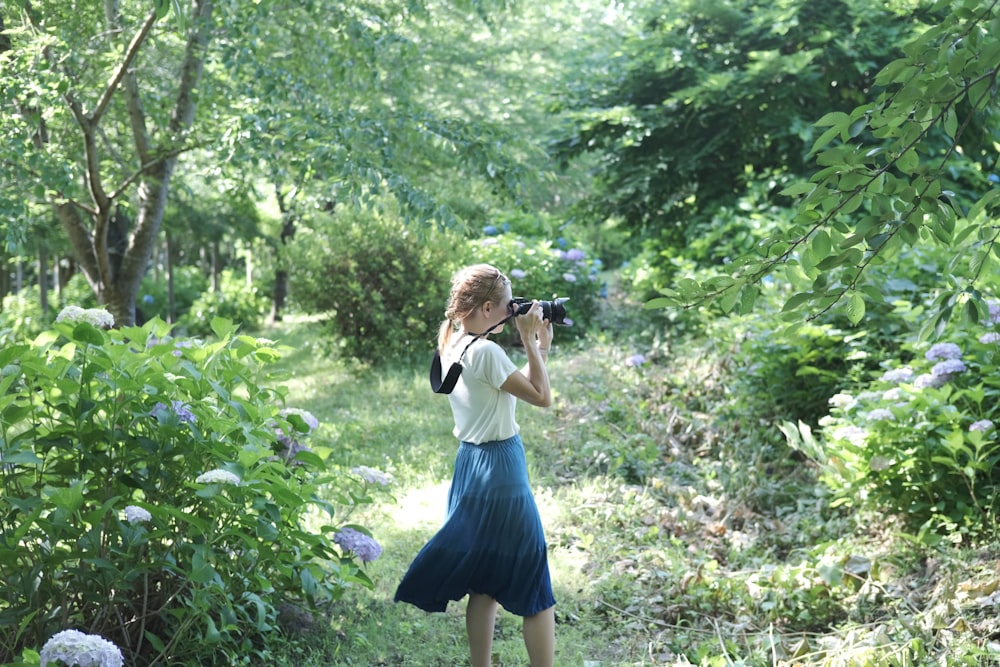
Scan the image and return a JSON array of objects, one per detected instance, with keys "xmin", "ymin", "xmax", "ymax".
[{"xmin": 394, "ymin": 263, "xmax": 556, "ymax": 667}]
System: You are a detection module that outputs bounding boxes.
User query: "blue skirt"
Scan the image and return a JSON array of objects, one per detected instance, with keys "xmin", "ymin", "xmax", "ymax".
[{"xmin": 394, "ymin": 434, "xmax": 555, "ymax": 617}]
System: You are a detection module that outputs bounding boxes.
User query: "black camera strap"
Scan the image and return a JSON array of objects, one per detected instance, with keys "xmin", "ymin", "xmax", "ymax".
[{"xmin": 429, "ymin": 315, "xmax": 516, "ymax": 394}]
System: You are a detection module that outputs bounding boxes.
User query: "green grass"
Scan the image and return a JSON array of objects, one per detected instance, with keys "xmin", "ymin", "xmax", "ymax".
[{"xmin": 260, "ymin": 317, "xmax": 1000, "ymax": 667}]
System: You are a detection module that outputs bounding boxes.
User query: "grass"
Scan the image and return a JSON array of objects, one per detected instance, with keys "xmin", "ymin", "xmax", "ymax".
[{"xmin": 259, "ymin": 315, "xmax": 1000, "ymax": 667}]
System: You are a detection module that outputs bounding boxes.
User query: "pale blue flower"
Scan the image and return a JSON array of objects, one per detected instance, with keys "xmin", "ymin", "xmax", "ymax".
[
  {"xmin": 40, "ymin": 630, "xmax": 123, "ymax": 667},
  {"xmin": 980, "ymin": 332, "xmax": 1000, "ymax": 344},
  {"xmin": 510, "ymin": 268, "xmax": 527, "ymax": 280},
  {"xmin": 124, "ymin": 505, "xmax": 152, "ymax": 524},
  {"xmin": 562, "ymin": 273, "xmax": 577, "ymax": 283},
  {"xmin": 565, "ymin": 248, "xmax": 586, "ymax": 261},
  {"xmin": 865, "ymin": 408, "xmax": 894, "ymax": 421},
  {"xmin": 881, "ymin": 367, "xmax": 914, "ymax": 383}
]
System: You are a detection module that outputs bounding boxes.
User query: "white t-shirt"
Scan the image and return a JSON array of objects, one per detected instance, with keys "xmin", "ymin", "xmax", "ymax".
[{"xmin": 445, "ymin": 337, "xmax": 519, "ymax": 444}]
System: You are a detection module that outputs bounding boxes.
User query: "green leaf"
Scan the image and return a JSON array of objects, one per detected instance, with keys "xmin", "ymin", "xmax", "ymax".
[
  {"xmin": 846, "ymin": 291, "xmax": 866, "ymax": 325},
  {"xmin": 72, "ymin": 322, "xmax": 106, "ymax": 346},
  {"xmin": 153, "ymin": 0, "xmax": 170, "ymax": 19}
]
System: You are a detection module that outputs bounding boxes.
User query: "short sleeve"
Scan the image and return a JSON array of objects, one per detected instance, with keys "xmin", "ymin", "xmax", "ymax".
[{"xmin": 469, "ymin": 341, "xmax": 518, "ymax": 389}]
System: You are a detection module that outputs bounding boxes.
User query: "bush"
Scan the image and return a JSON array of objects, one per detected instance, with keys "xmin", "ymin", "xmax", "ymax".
[
  {"xmin": 288, "ymin": 206, "xmax": 457, "ymax": 364},
  {"xmin": 782, "ymin": 305, "xmax": 1000, "ymax": 539},
  {"xmin": 0, "ymin": 290, "xmax": 51, "ymax": 340},
  {"xmin": 179, "ymin": 269, "xmax": 269, "ymax": 336},
  {"xmin": 0, "ymin": 311, "xmax": 387, "ymax": 665}
]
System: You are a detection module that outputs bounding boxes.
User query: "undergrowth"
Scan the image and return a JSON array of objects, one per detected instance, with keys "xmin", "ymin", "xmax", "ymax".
[{"xmin": 262, "ymin": 310, "xmax": 1000, "ymax": 666}]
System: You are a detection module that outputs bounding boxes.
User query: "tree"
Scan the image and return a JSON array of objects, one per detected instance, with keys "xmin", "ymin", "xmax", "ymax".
[
  {"xmin": 650, "ymin": 0, "xmax": 1000, "ymax": 332},
  {"xmin": 1, "ymin": 0, "xmax": 215, "ymax": 327},
  {"xmin": 552, "ymin": 0, "xmax": 924, "ymax": 253}
]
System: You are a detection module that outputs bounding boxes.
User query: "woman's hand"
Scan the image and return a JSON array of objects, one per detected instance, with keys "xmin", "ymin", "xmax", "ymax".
[{"xmin": 513, "ymin": 300, "xmax": 545, "ymax": 339}]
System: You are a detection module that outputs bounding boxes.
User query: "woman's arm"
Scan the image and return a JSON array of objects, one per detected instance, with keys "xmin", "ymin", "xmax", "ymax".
[{"xmin": 500, "ymin": 302, "xmax": 552, "ymax": 407}]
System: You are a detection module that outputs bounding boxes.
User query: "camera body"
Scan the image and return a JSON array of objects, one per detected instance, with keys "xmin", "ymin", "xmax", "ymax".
[{"xmin": 510, "ymin": 296, "xmax": 572, "ymax": 326}]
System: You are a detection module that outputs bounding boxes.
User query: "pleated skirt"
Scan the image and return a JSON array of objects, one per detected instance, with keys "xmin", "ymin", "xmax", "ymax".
[{"xmin": 394, "ymin": 434, "xmax": 555, "ymax": 617}]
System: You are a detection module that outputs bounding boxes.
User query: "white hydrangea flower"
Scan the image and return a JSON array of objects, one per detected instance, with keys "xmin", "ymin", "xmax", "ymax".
[
  {"xmin": 828, "ymin": 393, "xmax": 855, "ymax": 409},
  {"xmin": 56, "ymin": 306, "xmax": 115, "ymax": 329},
  {"xmin": 124, "ymin": 505, "xmax": 152, "ymax": 524},
  {"xmin": 40, "ymin": 629, "xmax": 124, "ymax": 667},
  {"xmin": 195, "ymin": 469, "xmax": 241, "ymax": 485}
]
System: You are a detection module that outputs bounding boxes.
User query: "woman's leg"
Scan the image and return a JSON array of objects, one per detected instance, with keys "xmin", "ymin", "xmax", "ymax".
[
  {"xmin": 523, "ymin": 605, "xmax": 555, "ymax": 667},
  {"xmin": 466, "ymin": 593, "xmax": 499, "ymax": 667}
]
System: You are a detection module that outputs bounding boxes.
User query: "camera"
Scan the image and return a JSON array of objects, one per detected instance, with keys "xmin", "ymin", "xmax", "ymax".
[{"xmin": 510, "ymin": 296, "xmax": 572, "ymax": 326}]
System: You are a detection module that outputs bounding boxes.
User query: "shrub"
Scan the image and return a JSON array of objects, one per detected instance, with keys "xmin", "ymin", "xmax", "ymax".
[
  {"xmin": 782, "ymin": 306, "xmax": 1000, "ymax": 539},
  {"xmin": 179, "ymin": 269, "xmax": 269, "ymax": 336},
  {"xmin": 0, "ymin": 311, "xmax": 386, "ymax": 665},
  {"xmin": 288, "ymin": 206, "xmax": 456, "ymax": 364},
  {"xmin": 0, "ymin": 290, "xmax": 51, "ymax": 340}
]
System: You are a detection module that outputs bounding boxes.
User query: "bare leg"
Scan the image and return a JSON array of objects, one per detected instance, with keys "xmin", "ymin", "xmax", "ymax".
[
  {"xmin": 466, "ymin": 593, "xmax": 499, "ymax": 667},
  {"xmin": 523, "ymin": 606, "xmax": 555, "ymax": 667}
]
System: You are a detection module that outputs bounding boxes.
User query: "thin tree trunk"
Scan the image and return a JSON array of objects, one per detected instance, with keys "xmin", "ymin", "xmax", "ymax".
[
  {"xmin": 38, "ymin": 241, "xmax": 49, "ymax": 317},
  {"xmin": 166, "ymin": 231, "xmax": 175, "ymax": 324}
]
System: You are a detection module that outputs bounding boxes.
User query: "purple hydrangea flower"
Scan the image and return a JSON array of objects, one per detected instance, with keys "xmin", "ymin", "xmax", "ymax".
[
  {"xmin": 931, "ymin": 359, "xmax": 966, "ymax": 379},
  {"xmin": 510, "ymin": 268, "xmax": 527, "ymax": 280},
  {"xmin": 154, "ymin": 400, "xmax": 195, "ymax": 424},
  {"xmin": 914, "ymin": 373, "xmax": 947, "ymax": 389},
  {"xmin": 970, "ymin": 419, "xmax": 995, "ymax": 433},
  {"xmin": 980, "ymin": 332, "xmax": 1000, "ymax": 344},
  {"xmin": 625, "ymin": 354, "xmax": 647, "ymax": 367},
  {"xmin": 334, "ymin": 527, "xmax": 383, "ymax": 564},
  {"xmin": 881, "ymin": 367, "xmax": 914, "ymax": 384},
  {"xmin": 988, "ymin": 301, "xmax": 1000, "ymax": 324},
  {"xmin": 352, "ymin": 465, "xmax": 393, "ymax": 486},
  {"xmin": 925, "ymin": 342, "xmax": 962, "ymax": 361},
  {"xmin": 565, "ymin": 248, "xmax": 586, "ymax": 261},
  {"xmin": 562, "ymin": 273, "xmax": 577, "ymax": 283}
]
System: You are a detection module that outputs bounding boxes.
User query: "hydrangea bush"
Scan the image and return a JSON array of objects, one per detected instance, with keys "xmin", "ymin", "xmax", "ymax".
[
  {"xmin": 781, "ymin": 306, "xmax": 1000, "ymax": 539},
  {"xmin": 469, "ymin": 234, "xmax": 604, "ymax": 339},
  {"xmin": 0, "ymin": 312, "xmax": 386, "ymax": 665}
]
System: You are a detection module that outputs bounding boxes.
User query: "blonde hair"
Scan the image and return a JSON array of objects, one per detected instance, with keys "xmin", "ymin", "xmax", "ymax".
[{"xmin": 438, "ymin": 263, "xmax": 508, "ymax": 353}]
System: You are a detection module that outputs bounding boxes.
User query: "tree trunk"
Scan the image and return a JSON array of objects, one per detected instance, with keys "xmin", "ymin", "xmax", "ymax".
[
  {"xmin": 270, "ymin": 189, "xmax": 298, "ymax": 324},
  {"xmin": 166, "ymin": 231, "xmax": 175, "ymax": 324},
  {"xmin": 38, "ymin": 241, "xmax": 49, "ymax": 317}
]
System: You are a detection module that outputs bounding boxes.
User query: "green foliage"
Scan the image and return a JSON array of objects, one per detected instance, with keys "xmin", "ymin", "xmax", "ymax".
[
  {"xmin": 783, "ymin": 308, "xmax": 1000, "ymax": 538},
  {"xmin": 0, "ymin": 313, "xmax": 386, "ymax": 665},
  {"xmin": 138, "ymin": 266, "xmax": 210, "ymax": 323},
  {"xmin": 287, "ymin": 205, "xmax": 456, "ymax": 364},
  {"xmin": 650, "ymin": 1, "xmax": 1000, "ymax": 325},
  {"xmin": 553, "ymin": 0, "xmax": 917, "ymax": 246},
  {"xmin": 179, "ymin": 270, "xmax": 269, "ymax": 337},
  {"xmin": 0, "ymin": 292, "xmax": 51, "ymax": 341}
]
